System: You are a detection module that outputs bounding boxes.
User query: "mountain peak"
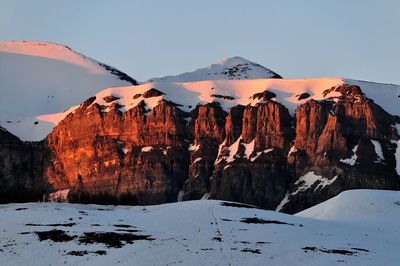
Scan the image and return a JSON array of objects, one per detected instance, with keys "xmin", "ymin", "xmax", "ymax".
[
  {"xmin": 149, "ymin": 56, "xmax": 282, "ymax": 83},
  {"xmin": 216, "ymin": 56, "xmax": 253, "ymax": 65}
]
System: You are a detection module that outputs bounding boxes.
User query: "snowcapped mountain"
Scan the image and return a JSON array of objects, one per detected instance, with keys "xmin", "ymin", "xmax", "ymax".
[
  {"xmin": 0, "ymin": 41, "xmax": 399, "ymax": 227},
  {"xmin": 149, "ymin": 56, "xmax": 282, "ymax": 83},
  {"xmin": 0, "ymin": 41, "xmax": 137, "ymax": 141},
  {"xmin": 1, "ymin": 189, "xmax": 399, "ymax": 265},
  {"xmin": 2, "ymin": 44, "xmax": 398, "ymax": 142},
  {"xmin": 22, "ymin": 75, "xmax": 397, "ymax": 213}
]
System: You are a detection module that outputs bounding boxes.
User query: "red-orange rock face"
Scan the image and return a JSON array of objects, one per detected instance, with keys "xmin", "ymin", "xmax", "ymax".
[
  {"xmin": 46, "ymin": 97, "xmax": 190, "ymax": 204},
  {"xmin": 181, "ymin": 103, "xmax": 227, "ymax": 200},
  {"xmin": 208, "ymin": 100, "xmax": 294, "ymax": 209},
  {"xmin": 282, "ymin": 85, "xmax": 400, "ymax": 213}
]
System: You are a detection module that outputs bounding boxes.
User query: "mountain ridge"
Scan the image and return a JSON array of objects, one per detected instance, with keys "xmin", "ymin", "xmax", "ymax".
[{"xmin": 0, "ymin": 41, "xmax": 399, "ymax": 216}]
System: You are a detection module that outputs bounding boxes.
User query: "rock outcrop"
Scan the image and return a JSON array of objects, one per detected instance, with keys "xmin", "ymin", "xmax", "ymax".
[
  {"xmin": 46, "ymin": 95, "xmax": 190, "ymax": 205},
  {"xmin": 181, "ymin": 103, "xmax": 227, "ymax": 200},
  {"xmin": 281, "ymin": 85, "xmax": 400, "ymax": 213},
  {"xmin": 0, "ymin": 127, "xmax": 48, "ymax": 203},
  {"xmin": 208, "ymin": 99, "xmax": 294, "ymax": 209}
]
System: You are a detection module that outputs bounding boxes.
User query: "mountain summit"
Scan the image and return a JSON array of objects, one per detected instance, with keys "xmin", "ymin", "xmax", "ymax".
[{"xmin": 149, "ymin": 56, "xmax": 282, "ymax": 83}]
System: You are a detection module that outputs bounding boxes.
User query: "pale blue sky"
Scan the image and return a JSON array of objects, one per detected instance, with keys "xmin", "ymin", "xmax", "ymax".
[{"xmin": 1, "ymin": 0, "xmax": 399, "ymax": 84}]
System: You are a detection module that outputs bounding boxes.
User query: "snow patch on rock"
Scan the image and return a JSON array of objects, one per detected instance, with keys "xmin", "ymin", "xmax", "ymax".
[
  {"xmin": 287, "ymin": 145, "xmax": 297, "ymax": 158},
  {"xmin": 243, "ymin": 139, "xmax": 255, "ymax": 159},
  {"xmin": 141, "ymin": 146, "xmax": 154, "ymax": 152},
  {"xmin": 189, "ymin": 142, "xmax": 200, "ymax": 152},
  {"xmin": 250, "ymin": 148, "xmax": 273, "ymax": 162},
  {"xmin": 192, "ymin": 157, "xmax": 202, "ymax": 164},
  {"xmin": 392, "ymin": 140, "xmax": 400, "ymax": 175},
  {"xmin": 201, "ymin": 193, "xmax": 211, "ymax": 200},
  {"xmin": 371, "ymin": 140, "xmax": 385, "ymax": 163},
  {"xmin": 225, "ymin": 137, "xmax": 242, "ymax": 163},
  {"xmin": 276, "ymin": 192, "xmax": 290, "ymax": 212},
  {"xmin": 293, "ymin": 172, "xmax": 338, "ymax": 195},
  {"xmin": 47, "ymin": 189, "xmax": 70, "ymax": 203},
  {"xmin": 340, "ymin": 144, "xmax": 359, "ymax": 166},
  {"xmin": 177, "ymin": 190, "xmax": 185, "ymax": 202}
]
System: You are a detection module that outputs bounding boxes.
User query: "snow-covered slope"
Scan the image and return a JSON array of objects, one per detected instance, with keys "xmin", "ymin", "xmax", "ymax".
[
  {"xmin": 297, "ymin": 189, "xmax": 400, "ymax": 225},
  {"xmin": 0, "ymin": 41, "xmax": 137, "ymax": 141},
  {"xmin": 0, "ymin": 190, "xmax": 399, "ymax": 265},
  {"xmin": 149, "ymin": 56, "xmax": 282, "ymax": 83}
]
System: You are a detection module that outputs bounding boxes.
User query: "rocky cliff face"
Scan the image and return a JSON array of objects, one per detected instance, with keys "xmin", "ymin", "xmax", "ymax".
[
  {"xmin": 281, "ymin": 85, "xmax": 400, "ymax": 213},
  {"xmin": 46, "ymin": 95, "xmax": 190, "ymax": 205},
  {"xmin": 208, "ymin": 100, "xmax": 294, "ymax": 209},
  {"xmin": 0, "ymin": 84, "xmax": 399, "ymax": 212},
  {"xmin": 181, "ymin": 103, "xmax": 227, "ymax": 200},
  {"xmin": 0, "ymin": 127, "xmax": 49, "ymax": 203}
]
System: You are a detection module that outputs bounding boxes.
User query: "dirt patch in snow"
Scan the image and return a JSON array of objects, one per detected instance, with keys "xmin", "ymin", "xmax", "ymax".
[
  {"xmin": 78, "ymin": 232, "xmax": 154, "ymax": 248},
  {"xmin": 212, "ymin": 236, "xmax": 222, "ymax": 242},
  {"xmin": 67, "ymin": 250, "xmax": 107, "ymax": 256},
  {"xmin": 302, "ymin": 246, "xmax": 369, "ymax": 256},
  {"xmin": 115, "ymin": 229, "xmax": 141, "ymax": 233},
  {"xmin": 35, "ymin": 229, "xmax": 77, "ymax": 242},
  {"xmin": 14, "ymin": 208, "xmax": 28, "ymax": 211},
  {"xmin": 25, "ymin": 223, "xmax": 76, "ymax": 227},
  {"xmin": 220, "ymin": 202, "xmax": 259, "ymax": 209},
  {"xmin": 241, "ymin": 217, "xmax": 295, "ymax": 226},
  {"xmin": 241, "ymin": 248, "xmax": 261, "ymax": 254},
  {"xmin": 113, "ymin": 224, "xmax": 136, "ymax": 228}
]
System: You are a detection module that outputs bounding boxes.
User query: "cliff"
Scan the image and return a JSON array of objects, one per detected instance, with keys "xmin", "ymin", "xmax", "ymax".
[{"xmin": 1, "ymin": 81, "xmax": 399, "ymax": 212}]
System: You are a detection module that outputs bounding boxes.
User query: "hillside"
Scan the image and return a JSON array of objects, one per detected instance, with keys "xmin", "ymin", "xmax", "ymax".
[
  {"xmin": 0, "ymin": 190, "xmax": 399, "ymax": 265},
  {"xmin": 0, "ymin": 41, "xmax": 137, "ymax": 141}
]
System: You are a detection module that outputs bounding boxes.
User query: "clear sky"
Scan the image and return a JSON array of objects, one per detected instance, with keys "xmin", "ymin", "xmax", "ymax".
[{"xmin": 1, "ymin": 0, "xmax": 399, "ymax": 84}]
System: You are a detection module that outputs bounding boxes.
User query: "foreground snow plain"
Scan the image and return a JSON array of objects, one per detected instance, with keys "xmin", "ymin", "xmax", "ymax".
[{"xmin": 0, "ymin": 189, "xmax": 399, "ymax": 265}]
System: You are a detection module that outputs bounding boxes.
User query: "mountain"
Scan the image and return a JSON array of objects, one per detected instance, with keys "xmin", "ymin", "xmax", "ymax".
[
  {"xmin": 0, "ymin": 41, "xmax": 137, "ymax": 141},
  {"xmin": 32, "ymin": 77, "xmax": 398, "ymax": 211},
  {"xmin": 1, "ymin": 189, "xmax": 399, "ymax": 265},
  {"xmin": 0, "ymin": 44, "xmax": 399, "ymax": 215},
  {"xmin": 149, "ymin": 56, "xmax": 282, "ymax": 83}
]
